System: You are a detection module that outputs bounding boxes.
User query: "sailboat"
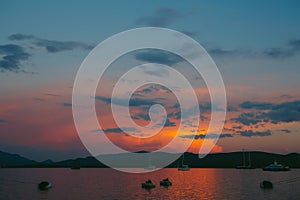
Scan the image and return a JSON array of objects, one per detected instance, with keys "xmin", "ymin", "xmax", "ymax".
[
  {"xmin": 236, "ymin": 150, "xmax": 255, "ymax": 169},
  {"xmin": 178, "ymin": 153, "xmax": 190, "ymax": 171},
  {"xmin": 144, "ymin": 155, "xmax": 156, "ymax": 170}
]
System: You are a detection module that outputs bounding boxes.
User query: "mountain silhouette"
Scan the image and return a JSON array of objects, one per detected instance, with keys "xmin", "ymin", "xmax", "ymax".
[{"xmin": 1, "ymin": 150, "xmax": 299, "ymax": 168}]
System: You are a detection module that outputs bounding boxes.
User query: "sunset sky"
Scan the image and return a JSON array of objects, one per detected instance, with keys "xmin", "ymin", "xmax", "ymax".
[{"xmin": 1, "ymin": 0, "xmax": 300, "ymax": 161}]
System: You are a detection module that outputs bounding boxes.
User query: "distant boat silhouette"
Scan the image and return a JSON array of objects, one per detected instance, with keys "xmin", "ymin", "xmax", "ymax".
[
  {"xmin": 141, "ymin": 179, "xmax": 156, "ymax": 189},
  {"xmin": 160, "ymin": 178, "xmax": 172, "ymax": 186},
  {"xmin": 144, "ymin": 165, "xmax": 156, "ymax": 170},
  {"xmin": 178, "ymin": 153, "xmax": 190, "ymax": 171},
  {"xmin": 263, "ymin": 161, "xmax": 290, "ymax": 171},
  {"xmin": 70, "ymin": 166, "xmax": 81, "ymax": 170},
  {"xmin": 144, "ymin": 156, "xmax": 156, "ymax": 170},
  {"xmin": 260, "ymin": 180, "xmax": 273, "ymax": 189},
  {"xmin": 38, "ymin": 181, "xmax": 52, "ymax": 191},
  {"xmin": 236, "ymin": 150, "xmax": 255, "ymax": 169}
]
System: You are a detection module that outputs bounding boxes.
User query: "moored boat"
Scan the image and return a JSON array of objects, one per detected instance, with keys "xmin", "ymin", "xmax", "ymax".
[
  {"xmin": 178, "ymin": 164, "xmax": 190, "ymax": 171},
  {"xmin": 236, "ymin": 150, "xmax": 255, "ymax": 169},
  {"xmin": 141, "ymin": 179, "xmax": 156, "ymax": 189},
  {"xmin": 263, "ymin": 161, "xmax": 290, "ymax": 171},
  {"xmin": 260, "ymin": 180, "xmax": 273, "ymax": 189},
  {"xmin": 178, "ymin": 153, "xmax": 190, "ymax": 171},
  {"xmin": 160, "ymin": 178, "xmax": 172, "ymax": 186},
  {"xmin": 38, "ymin": 181, "xmax": 52, "ymax": 191}
]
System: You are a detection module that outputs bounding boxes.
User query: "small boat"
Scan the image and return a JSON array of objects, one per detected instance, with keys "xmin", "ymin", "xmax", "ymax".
[
  {"xmin": 144, "ymin": 165, "xmax": 156, "ymax": 170},
  {"xmin": 260, "ymin": 180, "xmax": 273, "ymax": 189},
  {"xmin": 70, "ymin": 166, "xmax": 81, "ymax": 170},
  {"xmin": 38, "ymin": 181, "xmax": 52, "ymax": 191},
  {"xmin": 141, "ymin": 179, "xmax": 156, "ymax": 189},
  {"xmin": 178, "ymin": 164, "xmax": 190, "ymax": 171},
  {"xmin": 160, "ymin": 178, "xmax": 172, "ymax": 186},
  {"xmin": 178, "ymin": 153, "xmax": 190, "ymax": 171},
  {"xmin": 236, "ymin": 150, "xmax": 255, "ymax": 169},
  {"xmin": 263, "ymin": 161, "xmax": 290, "ymax": 171}
]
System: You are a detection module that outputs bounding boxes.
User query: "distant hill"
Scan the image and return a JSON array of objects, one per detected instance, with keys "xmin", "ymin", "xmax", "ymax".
[
  {"xmin": 174, "ymin": 151, "xmax": 300, "ymax": 168},
  {"xmin": 55, "ymin": 156, "xmax": 106, "ymax": 168},
  {"xmin": 0, "ymin": 150, "xmax": 299, "ymax": 168},
  {"xmin": 0, "ymin": 150, "xmax": 37, "ymax": 167}
]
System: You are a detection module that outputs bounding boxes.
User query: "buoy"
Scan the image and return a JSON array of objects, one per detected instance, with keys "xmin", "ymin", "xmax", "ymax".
[
  {"xmin": 260, "ymin": 180, "xmax": 273, "ymax": 189},
  {"xmin": 38, "ymin": 181, "xmax": 52, "ymax": 191}
]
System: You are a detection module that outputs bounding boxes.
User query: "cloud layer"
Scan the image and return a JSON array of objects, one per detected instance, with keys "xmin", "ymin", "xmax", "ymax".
[
  {"xmin": 9, "ymin": 33, "xmax": 94, "ymax": 53},
  {"xmin": 236, "ymin": 100, "xmax": 300, "ymax": 125},
  {"xmin": 136, "ymin": 8, "xmax": 183, "ymax": 27},
  {"xmin": 0, "ymin": 33, "xmax": 94, "ymax": 72},
  {"xmin": 0, "ymin": 44, "xmax": 30, "ymax": 72}
]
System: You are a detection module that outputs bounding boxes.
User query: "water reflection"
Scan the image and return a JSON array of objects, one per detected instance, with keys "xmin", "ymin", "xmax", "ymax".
[{"xmin": 0, "ymin": 168, "xmax": 299, "ymax": 200}]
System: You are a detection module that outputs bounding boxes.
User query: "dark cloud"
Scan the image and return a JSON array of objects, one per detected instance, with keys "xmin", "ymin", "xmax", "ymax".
[
  {"xmin": 136, "ymin": 8, "xmax": 183, "ymax": 27},
  {"xmin": 163, "ymin": 118, "xmax": 176, "ymax": 127},
  {"xmin": 8, "ymin": 33, "xmax": 35, "ymax": 40},
  {"xmin": 288, "ymin": 39, "xmax": 300, "ymax": 50},
  {"xmin": 129, "ymin": 97, "xmax": 163, "ymax": 107},
  {"xmin": 199, "ymin": 102, "xmax": 212, "ymax": 113},
  {"xmin": 263, "ymin": 38, "xmax": 300, "ymax": 58},
  {"xmin": 263, "ymin": 47, "xmax": 294, "ymax": 58},
  {"xmin": 135, "ymin": 84, "xmax": 171, "ymax": 95},
  {"xmin": 44, "ymin": 93, "xmax": 61, "ymax": 97},
  {"xmin": 1, "ymin": 33, "xmax": 93, "ymax": 72},
  {"xmin": 180, "ymin": 133, "xmax": 233, "ymax": 140},
  {"xmin": 278, "ymin": 94, "xmax": 293, "ymax": 99},
  {"xmin": 208, "ymin": 48, "xmax": 245, "ymax": 56},
  {"xmin": 131, "ymin": 113, "xmax": 150, "ymax": 121},
  {"xmin": 0, "ymin": 119, "xmax": 8, "ymax": 123},
  {"xmin": 95, "ymin": 95, "xmax": 165, "ymax": 107},
  {"xmin": 234, "ymin": 112, "xmax": 261, "ymax": 125},
  {"xmin": 34, "ymin": 40, "xmax": 93, "ymax": 53},
  {"xmin": 260, "ymin": 100, "xmax": 300, "ymax": 124},
  {"xmin": 180, "ymin": 31, "xmax": 199, "ymax": 37},
  {"xmin": 168, "ymin": 111, "xmax": 181, "ymax": 120},
  {"xmin": 227, "ymin": 105, "xmax": 238, "ymax": 112},
  {"xmin": 272, "ymin": 100, "xmax": 300, "ymax": 110},
  {"xmin": 239, "ymin": 101, "xmax": 274, "ymax": 110},
  {"xmin": 208, "ymin": 38, "xmax": 300, "ymax": 59},
  {"xmin": 239, "ymin": 130, "xmax": 271, "ymax": 137},
  {"xmin": 143, "ymin": 68, "xmax": 170, "ymax": 77},
  {"xmin": 172, "ymin": 103, "xmax": 180, "ymax": 109},
  {"xmin": 103, "ymin": 127, "xmax": 136, "ymax": 134},
  {"xmin": 233, "ymin": 126, "xmax": 243, "ymax": 129},
  {"xmin": 95, "ymin": 96, "xmax": 111, "ymax": 104},
  {"xmin": 8, "ymin": 33, "xmax": 94, "ymax": 53},
  {"xmin": 0, "ymin": 44, "xmax": 31, "ymax": 72},
  {"xmin": 135, "ymin": 49, "xmax": 182, "ymax": 66},
  {"xmin": 63, "ymin": 103, "xmax": 72, "ymax": 107},
  {"xmin": 236, "ymin": 100, "xmax": 300, "ymax": 125}
]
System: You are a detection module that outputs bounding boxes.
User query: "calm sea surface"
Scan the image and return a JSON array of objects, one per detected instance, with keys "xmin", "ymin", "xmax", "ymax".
[{"xmin": 0, "ymin": 168, "xmax": 299, "ymax": 200}]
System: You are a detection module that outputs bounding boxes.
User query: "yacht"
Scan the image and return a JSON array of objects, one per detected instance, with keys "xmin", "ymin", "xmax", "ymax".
[{"xmin": 263, "ymin": 161, "xmax": 290, "ymax": 171}]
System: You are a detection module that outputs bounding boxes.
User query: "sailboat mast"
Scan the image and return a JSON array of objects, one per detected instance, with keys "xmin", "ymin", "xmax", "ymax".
[
  {"xmin": 248, "ymin": 152, "xmax": 251, "ymax": 167},
  {"xmin": 243, "ymin": 149, "xmax": 245, "ymax": 166}
]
